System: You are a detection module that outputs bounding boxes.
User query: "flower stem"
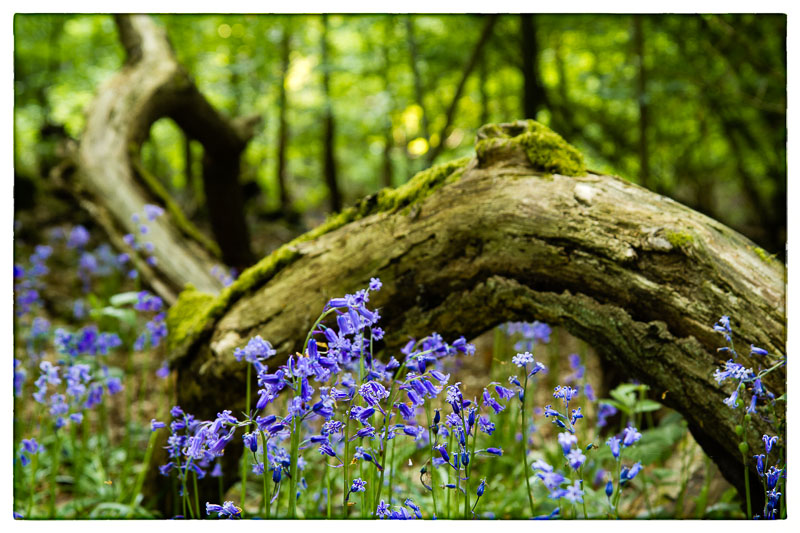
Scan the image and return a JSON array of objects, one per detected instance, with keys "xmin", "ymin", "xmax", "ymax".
[
  {"xmin": 425, "ymin": 404, "xmax": 438, "ymax": 517},
  {"xmin": 288, "ymin": 403, "xmax": 301, "ymax": 518},
  {"xmin": 260, "ymin": 432, "xmax": 270, "ymax": 519},
  {"xmin": 127, "ymin": 429, "xmax": 160, "ymax": 517},
  {"xmin": 520, "ymin": 373, "xmax": 535, "ymax": 516}
]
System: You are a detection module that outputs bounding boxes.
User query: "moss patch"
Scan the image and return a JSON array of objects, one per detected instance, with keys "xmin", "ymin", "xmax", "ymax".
[
  {"xmin": 752, "ymin": 246, "xmax": 775, "ymax": 264},
  {"xmin": 166, "ymin": 155, "xmax": 471, "ymax": 360},
  {"xmin": 476, "ymin": 120, "xmax": 585, "ymax": 176},
  {"xmin": 165, "ymin": 285, "xmax": 217, "ymax": 354},
  {"xmin": 665, "ymin": 230, "xmax": 695, "ymax": 249}
]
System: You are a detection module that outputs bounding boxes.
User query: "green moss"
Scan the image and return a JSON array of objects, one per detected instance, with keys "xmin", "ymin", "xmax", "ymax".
[
  {"xmin": 665, "ymin": 230, "xmax": 695, "ymax": 248},
  {"xmin": 166, "ymin": 155, "xmax": 471, "ymax": 360},
  {"xmin": 476, "ymin": 120, "xmax": 585, "ymax": 176},
  {"xmin": 752, "ymin": 246, "xmax": 775, "ymax": 263},
  {"xmin": 165, "ymin": 285, "xmax": 217, "ymax": 354}
]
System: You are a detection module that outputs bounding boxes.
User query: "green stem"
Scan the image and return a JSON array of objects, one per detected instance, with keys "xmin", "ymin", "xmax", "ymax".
[
  {"xmin": 240, "ymin": 363, "xmax": 251, "ymax": 515},
  {"xmin": 260, "ymin": 432, "xmax": 270, "ymax": 519},
  {"xmin": 127, "ymin": 429, "xmax": 160, "ymax": 517},
  {"xmin": 521, "ymin": 373, "xmax": 535, "ymax": 516},
  {"xmin": 425, "ymin": 405, "xmax": 438, "ymax": 517},
  {"xmin": 48, "ymin": 428, "xmax": 61, "ymax": 518},
  {"xmin": 27, "ymin": 452, "xmax": 38, "ymax": 518},
  {"xmin": 192, "ymin": 469, "xmax": 201, "ymax": 518},
  {"xmin": 342, "ymin": 408, "xmax": 351, "ymax": 518},
  {"xmin": 288, "ymin": 402, "xmax": 301, "ymax": 518}
]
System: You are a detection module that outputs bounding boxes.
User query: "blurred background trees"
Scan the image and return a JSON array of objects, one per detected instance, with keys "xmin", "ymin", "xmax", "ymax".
[{"xmin": 14, "ymin": 14, "xmax": 786, "ymax": 260}]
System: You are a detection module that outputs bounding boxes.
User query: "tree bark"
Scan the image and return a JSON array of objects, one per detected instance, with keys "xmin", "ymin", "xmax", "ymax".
[
  {"xmin": 520, "ymin": 14, "xmax": 548, "ymax": 119},
  {"xmin": 320, "ymin": 14, "xmax": 342, "ymax": 213},
  {"xmin": 53, "ymin": 14, "xmax": 258, "ymax": 304},
  {"xmin": 275, "ymin": 23, "xmax": 293, "ymax": 216},
  {"xmin": 633, "ymin": 15, "xmax": 651, "ymax": 190},
  {"xmin": 170, "ymin": 120, "xmax": 785, "ymax": 510}
]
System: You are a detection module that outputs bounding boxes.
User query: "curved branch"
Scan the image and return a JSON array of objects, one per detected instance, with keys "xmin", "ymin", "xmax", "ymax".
[
  {"xmin": 69, "ymin": 14, "xmax": 257, "ymax": 303},
  {"xmin": 171, "ymin": 120, "xmax": 785, "ymax": 506}
]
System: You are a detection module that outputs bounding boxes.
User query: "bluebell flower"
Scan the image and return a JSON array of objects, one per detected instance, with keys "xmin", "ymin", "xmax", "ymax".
[
  {"xmin": 605, "ymin": 479, "xmax": 614, "ymax": 499},
  {"xmin": 350, "ymin": 478, "xmax": 367, "ymax": 493},
  {"xmin": 570, "ymin": 407, "xmax": 584, "ymax": 425},
  {"xmin": 563, "ymin": 480, "xmax": 584, "ymax": 503},
  {"xmin": 376, "ymin": 500, "xmax": 390, "ymax": 518},
  {"xmin": 482, "ymin": 389, "xmax": 505, "ymax": 414},
  {"xmin": 533, "ymin": 508, "xmax": 560, "ymax": 520},
  {"xmin": 754, "ymin": 454, "xmax": 765, "ymax": 476},
  {"xmin": 404, "ymin": 498, "xmax": 422, "ymax": 519},
  {"xmin": 567, "ymin": 448, "xmax": 586, "ymax": 470},
  {"xmin": 512, "ymin": 352, "xmax": 534, "ymax": 367},
  {"xmin": 621, "ymin": 461, "xmax": 643, "ymax": 484},
  {"xmin": 486, "ymin": 447, "xmax": 503, "ymax": 456},
  {"xmin": 67, "ymin": 226, "xmax": 90, "ymax": 248},
  {"xmin": 205, "ymin": 501, "xmax": 242, "ymax": 519},
  {"xmin": 763, "ymin": 434, "xmax": 779, "ymax": 455},
  {"xmin": 477, "ymin": 478, "xmax": 486, "ymax": 497},
  {"xmin": 765, "ymin": 466, "xmax": 784, "ymax": 490},
  {"xmin": 622, "ymin": 426, "xmax": 642, "ymax": 447},
  {"xmin": 607, "ymin": 436, "xmax": 621, "ymax": 459},
  {"xmin": 558, "ymin": 432, "xmax": 577, "ymax": 454},
  {"xmin": 750, "ymin": 345, "xmax": 769, "ymax": 356},
  {"xmin": 478, "ymin": 415, "xmax": 495, "ymax": 435},
  {"xmin": 151, "ymin": 419, "xmax": 166, "ymax": 431},
  {"xmin": 143, "ymin": 204, "xmax": 165, "ymax": 222}
]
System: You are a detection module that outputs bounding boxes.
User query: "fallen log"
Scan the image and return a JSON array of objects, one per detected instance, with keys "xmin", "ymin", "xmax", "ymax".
[{"xmin": 167, "ymin": 119, "xmax": 785, "ymax": 510}]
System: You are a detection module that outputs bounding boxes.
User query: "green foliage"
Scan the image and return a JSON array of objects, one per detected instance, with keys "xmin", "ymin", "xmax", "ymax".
[{"xmin": 13, "ymin": 14, "xmax": 785, "ymax": 257}]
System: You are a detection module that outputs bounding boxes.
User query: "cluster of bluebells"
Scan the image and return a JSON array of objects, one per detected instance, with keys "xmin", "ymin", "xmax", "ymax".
[
  {"xmin": 158, "ymin": 406, "xmax": 241, "ymax": 485},
  {"xmin": 120, "ymin": 204, "xmax": 165, "ymax": 279},
  {"xmin": 375, "ymin": 498, "xmax": 424, "ymax": 519},
  {"xmin": 25, "ymin": 323, "xmax": 126, "ymax": 432},
  {"xmin": 753, "ymin": 435, "xmax": 785, "ymax": 519},
  {"xmin": 196, "ymin": 278, "xmax": 490, "ymax": 519},
  {"xmin": 712, "ymin": 316, "xmax": 778, "ymax": 413},
  {"xmin": 505, "ymin": 321, "xmax": 551, "ymax": 353},
  {"xmin": 14, "ymin": 244, "xmax": 52, "ymax": 318},
  {"xmin": 132, "ymin": 291, "xmax": 167, "ymax": 351}
]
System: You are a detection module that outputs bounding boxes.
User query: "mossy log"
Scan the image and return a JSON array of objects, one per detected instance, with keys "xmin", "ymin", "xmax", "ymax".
[
  {"xmin": 51, "ymin": 14, "xmax": 259, "ymax": 304},
  {"xmin": 168, "ymin": 120, "xmax": 785, "ymax": 510}
]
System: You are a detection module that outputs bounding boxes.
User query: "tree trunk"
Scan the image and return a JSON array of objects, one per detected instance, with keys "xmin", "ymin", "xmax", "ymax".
[
  {"xmin": 51, "ymin": 14, "xmax": 258, "ymax": 303},
  {"xmin": 633, "ymin": 15, "xmax": 651, "ymax": 190},
  {"xmin": 168, "ymin": 119, "xmax": 785, "ymax": 510},
  {"xmin": 321, "ymin": 14, "xmax": 342, "ymax": 213},
  {"xmin": 275, "ymin": 23, "xmax": 293, "ymax": 215},
  {"xmin": 520, "ymin": 14, "xmax": 548, "ymax": 119}
]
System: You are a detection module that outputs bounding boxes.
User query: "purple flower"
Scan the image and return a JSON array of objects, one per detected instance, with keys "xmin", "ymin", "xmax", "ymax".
[
  {"xmin": 486, "ymin": 447, "xmax": 503, "ymax": 456},
  {"xmin": 205, "ymin": 501, "xmax": 241, "ymax": 519},
  {"xmin": 151, "ymin": 419, "xmax": 166, "ymax": 431},
  {"xmin": 607, "ymin": 436, "xmax": 621, "ymax": 459},
  {"xmin": 750, "ymin": 345, "xmax": 769, "ymax": 356},
  {"xmin": 621, "ymin": 461, "xmax": 643, "ymax": 484},
  {"xmin": 350, "ymin": 478, "xmax": 367, "ymax": 493},
  {"xmin": 563, "ymin": 480, "xmax": 583, "ymax": 503},
  {"xmin": 558, "ymin": 432, "xmax": 577, "ymax": 454},
  {"xmin": 67, "ymin": 226, "xmax": 90, "ymax": 248},
  {"xmin": 567, "ymin": 448, "xmax": 586, "ymax": 470},
  {"xmin": 376, "ymin": 500, "xmax": 390, "ymax": 518},
  {"xmin": 622, "ymin": 426, "xmax": 642, "ymax": 447},
  {"xmin": 512, "ymin": 352, "xmax": 534, "ymax": 367},
  {"xmin": 369, "ymin": 277, "xmax": 382, "ymax": 291},
  {"xmin": 144, "ymin": 204, "xmax": 165, "ymax": 222},
  {"xmin": 763, "ymin": 434, "xmax": 779, "ymax": 455}
]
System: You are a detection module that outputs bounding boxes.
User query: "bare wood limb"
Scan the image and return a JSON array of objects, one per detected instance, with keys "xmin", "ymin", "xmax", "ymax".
[{"xmin": 171, "ymin": 120, "xmax": 785, "ymax": 506}]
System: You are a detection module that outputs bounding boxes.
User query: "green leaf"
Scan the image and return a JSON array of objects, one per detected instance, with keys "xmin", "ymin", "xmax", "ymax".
[
  {"xmin": 110, "ymin": 291, "xmax": 140, "ymax": 307},
  {"xmin": 632, "ymin": 399, "xmax": 664, "ymax": 413}
]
